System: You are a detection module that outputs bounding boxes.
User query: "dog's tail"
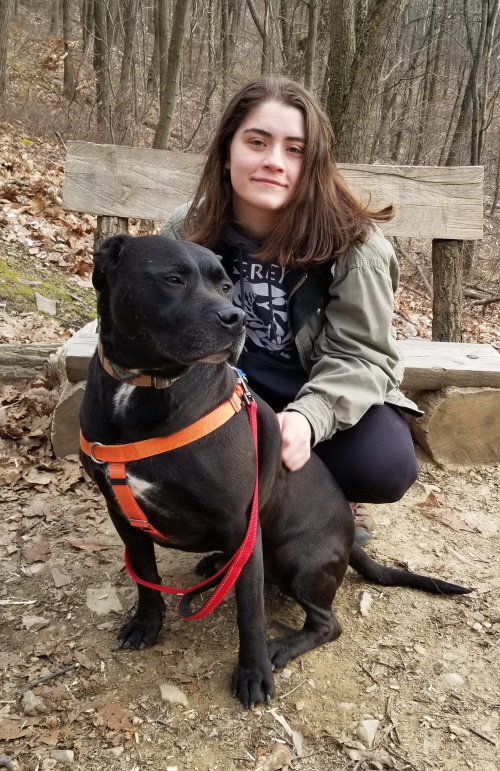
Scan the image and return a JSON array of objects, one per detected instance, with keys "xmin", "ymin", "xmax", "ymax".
[{"xmin": 349, "ymin": 543, "xmax": 472, "ymax": 595}]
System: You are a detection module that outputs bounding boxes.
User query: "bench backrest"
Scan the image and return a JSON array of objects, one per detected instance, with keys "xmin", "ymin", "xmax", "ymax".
[{"xmin": 62, "ymin": 141, "xmax": 484, "ymax": 240}]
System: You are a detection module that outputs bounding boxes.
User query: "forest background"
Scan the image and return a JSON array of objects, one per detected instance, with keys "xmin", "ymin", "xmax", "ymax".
[{"xmin": 1, "ymin": 0, "xmax": 500, "ymax": 340}]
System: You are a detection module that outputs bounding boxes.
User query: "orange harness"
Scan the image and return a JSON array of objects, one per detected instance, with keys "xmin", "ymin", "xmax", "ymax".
[{"xmin": 80, "ymin": 380, "xmax": 259, "ymax": 619}]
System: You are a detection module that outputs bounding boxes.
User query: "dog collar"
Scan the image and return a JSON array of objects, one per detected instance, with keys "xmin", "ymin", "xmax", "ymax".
[{"xmin": 97, "ymin": 340, "xmax": 181, "ymax": 388}]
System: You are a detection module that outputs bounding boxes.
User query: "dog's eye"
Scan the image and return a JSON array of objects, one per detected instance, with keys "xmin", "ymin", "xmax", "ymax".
[
  {"xmin": 165, "ymin": 276, "xmax": 182, "ymax": 285},
  {"xmin": 222, "ymin": 283, "xmax": 232, "ymax": 294}
]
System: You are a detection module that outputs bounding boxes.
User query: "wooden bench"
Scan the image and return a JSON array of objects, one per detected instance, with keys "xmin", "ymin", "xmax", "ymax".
[{"xmin": 50, "ymin": 141, "xmax": 500, "ymax": 464}]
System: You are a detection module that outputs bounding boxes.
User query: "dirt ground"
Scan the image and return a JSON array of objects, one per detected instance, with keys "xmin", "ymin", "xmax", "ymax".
[{"xmin": 0, "ymin": 445, "xmax": 499, "ymax": 771}]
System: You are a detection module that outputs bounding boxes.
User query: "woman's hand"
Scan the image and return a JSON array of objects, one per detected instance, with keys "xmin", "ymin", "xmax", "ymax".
[{"xmin": 276, "ymin": 411, "xmax": 312, "ymax": 471}]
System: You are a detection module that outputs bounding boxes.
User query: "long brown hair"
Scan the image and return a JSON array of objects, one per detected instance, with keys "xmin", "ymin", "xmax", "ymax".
[{"xmin": 185, "ymin": 76, "xmax": 393, "ymax": 268}]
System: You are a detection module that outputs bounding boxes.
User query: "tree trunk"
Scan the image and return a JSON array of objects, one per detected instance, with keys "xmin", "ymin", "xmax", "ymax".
[
  {"xmin": 81, "ymin": 0, "xmax": 93, "ymax": 50},
  {"xmin": 337, "ymin": 0, "xmax": 408, "ymax": 163},
  {"xmin": 62, "ymin": 0, "xmax": 75, "ymax": 99},
  {"xmin": 153, "ymin": 0, "xmax": 191, "ymax": 150},
  {"xmin": 93, "ymin": 0, "xmax": 112, "ymax": 139},
  {"xmin": 304, "ymin": 0, "xmax": 318, "ymax": 89},
  {"xmin": 50, "ymin": 0, "xmax": 62, "ymax": 35},
  {"xmin": 326, "ymin": 0, "xmax": 356, "ymax": 140},
  {"xmin": 432, "ymin": 239, "xmax": 463, "ymax": 342},
  {"xmin": 0, "ymin": 0, "xmax": 13, "ymax": 100}
]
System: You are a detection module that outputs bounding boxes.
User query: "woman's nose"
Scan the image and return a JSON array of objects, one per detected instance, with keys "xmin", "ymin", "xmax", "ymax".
[{"xmin": 263, "ymin": 145, "xmax": 285, "ymax": 170}]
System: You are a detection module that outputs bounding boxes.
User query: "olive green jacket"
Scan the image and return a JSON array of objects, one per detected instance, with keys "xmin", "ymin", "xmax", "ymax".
[{"xmin": 160, "ymin": 204, "xmax": 422, "ymax": 444}]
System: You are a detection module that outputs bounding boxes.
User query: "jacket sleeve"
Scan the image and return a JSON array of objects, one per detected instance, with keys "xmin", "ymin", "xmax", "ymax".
[
  {"xmin": 159, "ymin": 202, "xmax": 191, "ymax": 240},
  {"xmin": 285, "ymin": 229, "xmax": 403, "ymax": 444}
]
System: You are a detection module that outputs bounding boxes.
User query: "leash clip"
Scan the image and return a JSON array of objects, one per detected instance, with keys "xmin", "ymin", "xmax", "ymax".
[{"xmin": 233, "ymin": 367, "xmax": 254, "ymax": 405}]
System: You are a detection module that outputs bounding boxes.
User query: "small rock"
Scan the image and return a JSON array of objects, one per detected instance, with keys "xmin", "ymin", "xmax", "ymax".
[
  {"xmin": 49, "ymin": 749, "xmax": 74, "ymax": 764},
  {"xmin": 85, "ymin": 583, "xmax": 123, "ymax": 615},
  {"xmin": 159, "ymin": 683, "xmax": 189, "ymax": 707},
  {"xmin": 34, "ymin": 292, "xmax": 57, "ymax": 315},
  {"xmin": 414, "ymin": 643, "xmax": 427, "ymax": 655},
  {"xmin": 359, "ymin": 591, "xmax": 373, "ymax": 617},
  {"xmin": 357, "ymin": 718, "xmax": 379, "ymax": 748},
  {"xmin": 472, "ymin": 622, "xmax": 483, "ymax": 632},
  {"xmin": 338, "ymin": 701, "xmax": 356, "ymax": 711},
  {"xmin": 103, "ymin": 747, "xmax": 124, "ymax": 758},
  {"xmin": 51, "ymin": 568, "xmax": 71, "ymax": 588},
  {"xmin": 22, "ymin": 689, "xmax": 47, "ymax": 716},
  {"xmin": 449, "ymin": 723, "xmax": 469, "ymax": 739},
  {"xmin": 442, "ymin": 652, "xmax": 458, "ymax": 661},
  {"xmin": 443, "ymin": 672, "xmax": 465, "ymax": 688},
  {"xmin": 281, "ymin": 667, "xmax": 293, "ymax": 679},
  {"xmin": 166, "ymin": 767, "xmax": 178, "ymax": 771},
  {"xmin": 366, "ymin": 684, "xmax": 378, "ymax": 694},
  {"xmin": 41, "ymin": 761, "xmax": 57, "ymax": 771},
  {"xmin": 345, "ymin": 748, "xmax": 363, "ymax": 761},
  {"xmin": 295, "ymin": 701, "xmax": 305, "ymax": 711}
]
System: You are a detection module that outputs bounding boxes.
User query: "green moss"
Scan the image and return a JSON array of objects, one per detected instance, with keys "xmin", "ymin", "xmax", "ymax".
[{"xmin": 0, "ymin": 255, "xmax": 97, "ymax": 329}]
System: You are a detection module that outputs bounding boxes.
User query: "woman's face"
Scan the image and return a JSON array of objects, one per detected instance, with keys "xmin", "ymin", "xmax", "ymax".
[{"xmin": 225, "ymin": 100, "xmax": 305, "ymax": 239}]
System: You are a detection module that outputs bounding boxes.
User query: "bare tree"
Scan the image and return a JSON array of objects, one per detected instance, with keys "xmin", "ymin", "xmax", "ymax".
[
  {"xmin": 0, "ymin": 0, "xmax": 13, "ymax": 100},
  {"xmin": 62, "ymin": 0, "xmax": 75, "ymax": 99},
  {"xmin": 93, "ymin": 0, "xmax": 112, "ymax": 139},
  {"xmin": 336, "ymin": 0, "xmax": 409, "ymax": 162},
  {"xmin": 153, "ymin": 0, "xmax": 192, "ymax": 149}
]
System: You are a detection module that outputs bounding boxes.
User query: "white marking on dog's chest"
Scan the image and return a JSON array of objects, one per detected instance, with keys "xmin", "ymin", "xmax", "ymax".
[
  {"xmin": 127, "ymin": 473, "xmax": 157, "ymax": 502},
  {"xmin": 113, "ymin": 383, "xmax": 136, "ymax": 416}
]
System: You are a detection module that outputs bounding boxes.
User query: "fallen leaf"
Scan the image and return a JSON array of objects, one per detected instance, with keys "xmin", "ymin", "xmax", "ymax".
[
  {"xmin": 24, "ymin": 540, "xmax": 51, "ymax": 563},
  {"xmin": 417, "ymin": 491, "xmax": 440, "ymax": 507},
  {"xmin": 261, "ymin": 743, "xmax": 294, "ymax": 771},
  {"xmin": 68, "ymin": 540, "xmax": 113, "ymax": 551},
  {"xmin": 420, "ymin": 509, "xmax": 477, "ymax": 532},
  {"xmin": 97, "ymin": 703, "xmax": 133, "ymax": 731}
]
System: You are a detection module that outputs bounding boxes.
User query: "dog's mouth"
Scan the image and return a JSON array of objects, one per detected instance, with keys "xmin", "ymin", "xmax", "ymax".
[{"xmin": 198, "ymin": 350, "xmax": 233, "ymax": 364}]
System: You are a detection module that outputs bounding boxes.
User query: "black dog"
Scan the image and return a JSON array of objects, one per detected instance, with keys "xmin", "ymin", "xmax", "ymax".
[{"xmin": 80, "ymin": 234, "xmax": 470, "ymax": 708}]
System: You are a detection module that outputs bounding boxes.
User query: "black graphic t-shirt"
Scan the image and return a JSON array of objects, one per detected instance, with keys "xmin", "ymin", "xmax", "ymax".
[{"xmin": 217, "ymin": 226, "xmax": 309, "ymax": 411}]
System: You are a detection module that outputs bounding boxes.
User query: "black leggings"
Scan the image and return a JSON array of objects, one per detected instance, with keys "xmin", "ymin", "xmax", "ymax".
[{"xmin": 312, "ymin": 404, "xmax": 419, "ymax": 503}]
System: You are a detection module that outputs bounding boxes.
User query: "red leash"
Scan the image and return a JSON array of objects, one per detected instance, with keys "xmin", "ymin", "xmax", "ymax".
[{"xmin": 123, "ymin": 397, "xmax": 259, "ymax": 619}]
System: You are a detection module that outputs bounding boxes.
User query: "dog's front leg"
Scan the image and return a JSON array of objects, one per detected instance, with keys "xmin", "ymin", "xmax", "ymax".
[
  {"xmin": 231, "ymin": 527, "xmax": 275, "ymax": 708},
  {"xmin": 106, "ymin": 500, "xmax": 166, "ymax": 649}
]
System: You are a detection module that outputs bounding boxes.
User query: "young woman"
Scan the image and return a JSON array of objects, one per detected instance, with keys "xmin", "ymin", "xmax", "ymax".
[{"xmin": 161, "ymin": 76, "xmax": 421, "ymax": 539}]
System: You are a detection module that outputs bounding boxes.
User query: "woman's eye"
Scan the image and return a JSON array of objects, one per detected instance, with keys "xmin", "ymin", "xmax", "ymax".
[
  {"xmin": 288, "ymin": 145, "xmax": 304, "ymax": 155},
  {"xmin": 249, "ymin": 139, "xmax": 265, "ymax": 147}
]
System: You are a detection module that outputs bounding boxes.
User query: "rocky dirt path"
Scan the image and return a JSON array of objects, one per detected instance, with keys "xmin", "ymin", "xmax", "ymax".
[{"xmin": 0, "ymin": 447, "xmax": 498, "ymax": 771}]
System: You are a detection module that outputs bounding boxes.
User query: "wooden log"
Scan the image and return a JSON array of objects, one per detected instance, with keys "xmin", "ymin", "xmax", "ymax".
[
  {"xmin": 0, "ymin": 343, "xmax": 60, "ymax": 382},
  {"xmin": 50, "ymin": 380, "xmax": 86, "ymax": 457},
  {"xmin": 408, "ymin": 387, "xmax": 500, "ymax": 465}
]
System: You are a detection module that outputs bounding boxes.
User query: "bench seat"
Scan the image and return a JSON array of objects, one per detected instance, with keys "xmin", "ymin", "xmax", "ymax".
[{"xmin": 64, "ymin": 325, "xmax": 500, "ymax": 391}]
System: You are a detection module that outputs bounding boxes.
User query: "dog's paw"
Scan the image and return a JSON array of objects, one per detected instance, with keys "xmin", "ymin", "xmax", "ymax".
[
  {"xmin": 231, "ymin": 664, "xmax": 275, "ymax": 709},
  {"xmin": 118, "ymin": 614, "xmax": 163, "ymax": 650},
  {"xmin": 267, "ymin": 636, "xmax": 297, "ymax": 670},
  {"xmin": 195, "ymin": 552, "xmax": 225, "ymax": 577}
]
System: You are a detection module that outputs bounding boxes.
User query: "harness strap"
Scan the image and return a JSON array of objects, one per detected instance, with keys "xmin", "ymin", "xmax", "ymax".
[
  {"xmin": 124, "ymin": 397, "xmax": 259, "ymax": 620},
  {"xmin": 80, "ymin": 387, "xmax": 243, "ymax": 463},
  {"xmin": 80, "ymin": 381, "xmax": 259, "ymax": 619},
  {"xmin": 108, "ymin": 461, "xmax": 167, "ymax": 541}
]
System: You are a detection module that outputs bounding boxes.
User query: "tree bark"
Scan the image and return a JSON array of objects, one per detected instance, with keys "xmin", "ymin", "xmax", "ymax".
[
  {"xmin": 304, "ymin": 0, "xmax": 318, "ymax": 89},
  {"xmin": 326, "ymin": 0, "xmax": 356, "ymax": 140},
  {"xmin": 432, "ymin": 239, "xmax": 463, "ymax": 343},
  {"xmin": 0, "ymin": 0, "xmax": 13, "ymax": 100},
  {"xmin": 336, "ymin": 0, "xmax": 409, "ymax": 163},
  {"xmin": 153, "ymin": 0, "xmax": 191, "ymax": 150},
  {"xmin": 62, "ymin": 0, "xmax": 75, "ymax": 99},
  {"xmin": 93, "ymin": 0, "xmax": 112, "ymax": 139}
]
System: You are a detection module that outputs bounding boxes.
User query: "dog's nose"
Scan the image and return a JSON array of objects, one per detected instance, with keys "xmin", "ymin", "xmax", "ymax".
[{"xmin": 217, "ymin": 307, "xmax": 245, "ymax": 329}]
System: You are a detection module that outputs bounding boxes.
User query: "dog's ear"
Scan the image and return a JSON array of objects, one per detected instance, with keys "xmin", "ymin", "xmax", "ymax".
[{"xmin": 92, "ymin": 234, "xmax": 131, "ymax": 291}]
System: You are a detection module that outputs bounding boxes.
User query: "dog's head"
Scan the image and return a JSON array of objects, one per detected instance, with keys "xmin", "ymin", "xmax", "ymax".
[{"xmin": 93, "ymin": 235, "xmax": 246, "ymax": 370}]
